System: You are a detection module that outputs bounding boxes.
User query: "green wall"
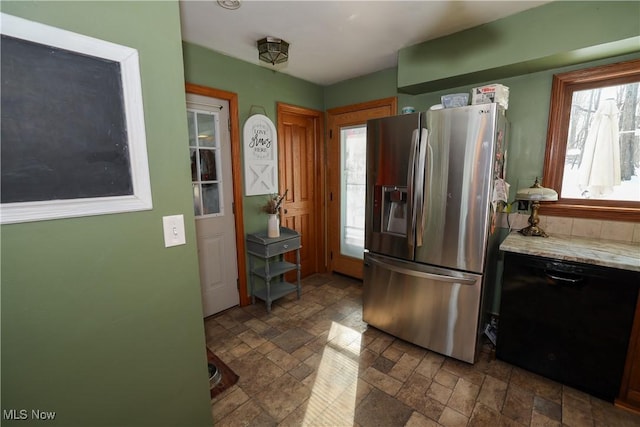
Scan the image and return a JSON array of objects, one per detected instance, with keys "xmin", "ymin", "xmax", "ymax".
[
  {"xmin": 323, "ymin": 67, "xmax": 399, "ymax": 110},
  {"xmin": 398, "ymin": 1, "xmax": 640, "ymax": 93},
  {"xmin": 0, "ymin": 2, "xmax": 212, "ymax": 426},
  {"xmin": 182, "ymin": 42, "xmax": 324, "ymax": 235}
]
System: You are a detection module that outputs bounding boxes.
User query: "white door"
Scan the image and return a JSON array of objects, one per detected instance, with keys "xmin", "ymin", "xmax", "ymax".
[{"xmin": 186, "ymin": 93, "xmax": 239, "ymax": 317}]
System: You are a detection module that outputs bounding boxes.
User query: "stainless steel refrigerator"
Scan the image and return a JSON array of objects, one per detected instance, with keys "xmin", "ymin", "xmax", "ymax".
[{"xmin": 363, "ymin": 103, "xmax": 507, "ymax": 363}]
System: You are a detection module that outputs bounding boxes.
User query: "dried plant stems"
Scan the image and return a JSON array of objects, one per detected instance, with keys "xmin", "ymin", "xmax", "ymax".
[{"xmin": 261, "ymin": 189, "xmax": 289, "ymax": 214}]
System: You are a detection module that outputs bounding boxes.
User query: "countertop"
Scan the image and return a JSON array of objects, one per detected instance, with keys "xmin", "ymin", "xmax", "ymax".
[{"xmin": 500, "ymin": 232, "xmax": 640, "ymax": 272}]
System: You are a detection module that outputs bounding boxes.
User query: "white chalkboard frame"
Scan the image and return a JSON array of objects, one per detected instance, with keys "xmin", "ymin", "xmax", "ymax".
[{"xmin": 0, "ymin": 13, "xmax": 152, "ymax": 224}]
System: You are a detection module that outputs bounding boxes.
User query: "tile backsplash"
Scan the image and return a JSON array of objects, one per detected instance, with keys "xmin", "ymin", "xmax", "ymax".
[{"xmin": 499, "ymin": 213, "xmax": 640, "ymax": 243}]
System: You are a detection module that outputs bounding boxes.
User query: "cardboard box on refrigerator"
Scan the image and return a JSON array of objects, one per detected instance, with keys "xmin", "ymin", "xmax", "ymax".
[{"xmin": 471, "ymin": 84, "xmax": 509, "ymax": 109}]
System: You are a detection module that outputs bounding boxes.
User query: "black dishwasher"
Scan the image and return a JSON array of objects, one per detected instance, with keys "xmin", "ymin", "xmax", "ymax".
[{"xmin": 497, "ymin": 252, "xmax": 639, "ymax": 401}]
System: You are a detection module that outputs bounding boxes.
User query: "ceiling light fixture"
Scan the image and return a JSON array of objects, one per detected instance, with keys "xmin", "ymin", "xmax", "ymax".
[
  {"xmin": 257, "ymin": 37, "xmax": 289, "ymax": 65},
  {"xmin": 217, "ymin": 0, "xmax": 240, "ymax": 10}
]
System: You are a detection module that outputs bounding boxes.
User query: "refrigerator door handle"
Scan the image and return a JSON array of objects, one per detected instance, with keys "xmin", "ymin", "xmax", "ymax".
[
  {"xmin": 366, "ymin": 254, "xmax": 477, "ymax": 285},
  {"xmin": 406, "ymin": 128, "xmax": 419, "ymax": 251},
  {"xmin": 415, "ymin": 128, "xmax": 428, "ymax": 247}
]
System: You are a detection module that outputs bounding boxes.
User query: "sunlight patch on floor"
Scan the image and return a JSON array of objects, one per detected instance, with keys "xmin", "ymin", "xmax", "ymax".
[{"xmin": 302, "ymin": 321, "xmax": 362, "ymax": 425}]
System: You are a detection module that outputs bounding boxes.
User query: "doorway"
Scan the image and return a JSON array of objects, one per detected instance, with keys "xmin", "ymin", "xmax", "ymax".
[
  {"xmin": 186, "ymin": 83, "xmax": 249, "ymax": 314},
  {"xmin": 276, "ymin": 103, "xmax": 325, "ymax": 278},
  {"xmin": 326, "ymin": 97, "xmax": 397, "ymax": 279}
]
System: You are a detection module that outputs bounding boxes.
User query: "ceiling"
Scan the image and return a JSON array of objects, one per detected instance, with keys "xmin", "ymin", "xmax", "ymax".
[{"xmin": 179, "ymin": 1, "xmax": 551, "ymax": 86}]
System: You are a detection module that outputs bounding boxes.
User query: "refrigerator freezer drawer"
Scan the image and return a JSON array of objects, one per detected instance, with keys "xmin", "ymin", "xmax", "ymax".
[{"xmin": 363, "ymin": 252, "xmax": 482, "ymax": 363}]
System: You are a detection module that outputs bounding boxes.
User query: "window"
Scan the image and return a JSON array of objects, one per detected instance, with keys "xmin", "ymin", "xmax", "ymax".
[
  {"xmin": 542, "ymin": 59, "xmax": 640, "ymax": 221},
  {"xmin": 340, "ymin": 125, "xmax": 367, "ymax": 259}
]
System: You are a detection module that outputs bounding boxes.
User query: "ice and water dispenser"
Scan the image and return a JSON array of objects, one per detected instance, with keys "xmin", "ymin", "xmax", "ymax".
[{"xmin": 380, "ymin": 185, "xmax": 407, "ymax": 236}]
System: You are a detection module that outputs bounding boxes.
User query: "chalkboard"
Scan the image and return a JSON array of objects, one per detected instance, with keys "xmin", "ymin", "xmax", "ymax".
[
  {"xmin": 0, "ymin": 13, "xmax": 151, "ymax": 224},
  {"xmin": 1, "ymin": 34, "xmax": 133, "ymax": 203}
]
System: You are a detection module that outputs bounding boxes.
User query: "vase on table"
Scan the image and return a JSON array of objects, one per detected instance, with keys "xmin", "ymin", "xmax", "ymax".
[{"xmin": 267, "ymin": 214, "xmax": 280, "ymax": 238}]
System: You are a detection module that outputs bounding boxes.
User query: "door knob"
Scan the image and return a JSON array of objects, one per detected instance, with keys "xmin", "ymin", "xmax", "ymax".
[{"xmin": 284, "ymin": 209, "xmax": 288, "ymax": 214}]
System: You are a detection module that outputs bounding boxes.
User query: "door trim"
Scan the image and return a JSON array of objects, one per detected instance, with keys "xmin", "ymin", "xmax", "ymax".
[
  {"xmin": 186, "ymin": 83, "xmax": 249, "ymax": 306},
  {"xmin": 276, "ymin": 102, "xmax": 326, "ymax": 274}
]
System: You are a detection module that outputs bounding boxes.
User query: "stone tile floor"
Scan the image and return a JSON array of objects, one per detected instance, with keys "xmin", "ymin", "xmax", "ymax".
[{"xmin": 205, "ymin": 273, "xmax": 640, "ymax": 426}]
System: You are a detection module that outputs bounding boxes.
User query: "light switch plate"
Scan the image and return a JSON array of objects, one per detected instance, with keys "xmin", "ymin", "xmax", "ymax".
[{"xmin": 162, "ymin": 214, "xmax": 186, "ymax": 247}]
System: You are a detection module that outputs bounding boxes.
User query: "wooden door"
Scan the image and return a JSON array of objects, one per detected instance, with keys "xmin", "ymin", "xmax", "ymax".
[
  {"xmin": 277, "ymin": 103, "xmax": 324, "ymax": 278},
  {"xmin": 326, "ymin": 98, "xmax": 397, "ymax": 279}
]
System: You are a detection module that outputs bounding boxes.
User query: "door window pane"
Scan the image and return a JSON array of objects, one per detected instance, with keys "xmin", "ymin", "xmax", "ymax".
[
  {"xmin": 196, "ymin": 113, "xmax": 216, "ymax": 148},
  {"xmin": 192, "ymin": 184, "xmax": 201, "ymax": 216},
  {"xmin": 190, "ymin": 148, "xmax": 197, "ymax": 181},
  {"xmin": 202, "ymin": 183, "xmax": 220, "ymax": 215},
  {"xmin": 340, "ymin": 126, "xmax": 367, "ymax": 259},
  {"xmin": 199, "ymin": 149, "xmax": 217, "ymax": 181},
  {"xmin": 187, "ymin": 111, "xmax": 197, "ymax": 146},
  {"xmin": 187, "ymin": 108, "xmax": 223, "ymax": 217}
]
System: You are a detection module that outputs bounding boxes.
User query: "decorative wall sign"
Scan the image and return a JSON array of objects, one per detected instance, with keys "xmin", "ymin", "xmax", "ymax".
[
  {"xmin": 243, "ymin": 114, "xmax": 278, "ymax": 196},
  {"xmin": 0, "ymin": 13, "xmax": 152, "ymax": 224}
]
